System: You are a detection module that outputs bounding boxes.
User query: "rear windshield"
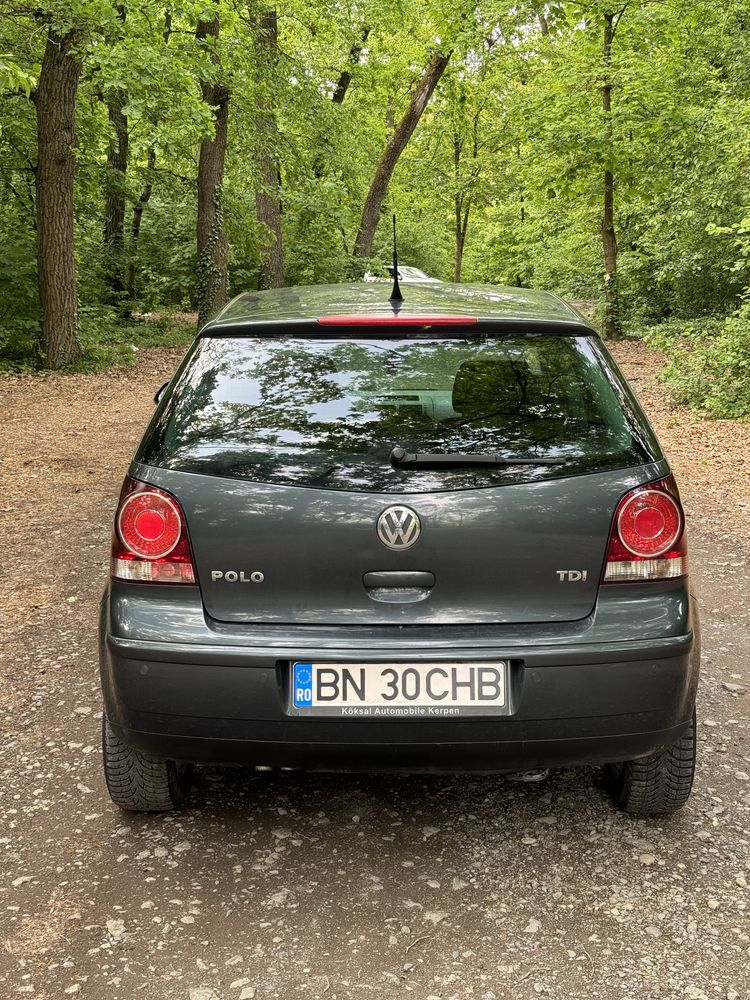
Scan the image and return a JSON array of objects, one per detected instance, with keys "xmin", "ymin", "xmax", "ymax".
[{"xmin": 138, "ymin": 333, "xmax": 659, "ymax": 493}]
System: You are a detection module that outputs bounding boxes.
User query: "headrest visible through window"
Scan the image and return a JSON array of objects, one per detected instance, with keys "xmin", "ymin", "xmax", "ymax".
[{"xmin": 451, "ymin": 357, "xmax": 533, "ymax": 417}]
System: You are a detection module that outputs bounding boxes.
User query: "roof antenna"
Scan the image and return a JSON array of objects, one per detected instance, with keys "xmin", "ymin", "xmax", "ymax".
[{"xmin": 389, "ymin": 213, "xmax": 403, "ymax": 304}]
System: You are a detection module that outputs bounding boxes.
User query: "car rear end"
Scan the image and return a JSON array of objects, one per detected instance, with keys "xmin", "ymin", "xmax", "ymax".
[{"xmin": 99, "ymin": 290, "xmax": 699, "ymax": 812}]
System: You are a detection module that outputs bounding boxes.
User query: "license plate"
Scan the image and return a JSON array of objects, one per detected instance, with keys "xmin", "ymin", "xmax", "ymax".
[{"xmin": 290, "ymin": 661, "xmax": 508, "ymax": 717}]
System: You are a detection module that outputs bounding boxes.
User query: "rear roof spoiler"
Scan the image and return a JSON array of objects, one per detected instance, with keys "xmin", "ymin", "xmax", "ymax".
[{"xmin": 199, "ymin": 317, "xmax": 597, "ymax": 338}]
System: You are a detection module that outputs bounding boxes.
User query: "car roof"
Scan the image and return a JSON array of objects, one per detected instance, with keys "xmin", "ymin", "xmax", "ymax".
[{"xmin": 203, "ymin": 281, "xmax": 595, "ymax": 335}]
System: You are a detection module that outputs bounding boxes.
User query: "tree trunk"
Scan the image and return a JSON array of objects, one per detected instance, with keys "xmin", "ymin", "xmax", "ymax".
[
  {"xmin": 103, "ymin": 86, "xmax": 128, "ymax": 301},
  {"xmin": 452, "ymin": 91, "xmax": 482, "ymax": 284},
  {"xmin": 602, "ymin": 166, "xmax": 619, "ymax": 337},
  {"xmin": 35, "ymin": 27, "xmax": 84, "ymax": 369},
  {"xmin": 332, "ymin": 26, "xmax": 370, "ymax": 104},
  {"xmin": 254, "ymin": 8, "xmax": 284, "ymax": 290},
  {"xmin": 353, "ymin": 50, "xmax": 451, "ymax": 267},
  {"xmin": 102, "ymin": 4, "xmax": 128, "ymax": 303},
  {"xmin": 126, "ymin": 13, "xmax": 170, "ymax": 306},
  {"xmin": 312, "ymin": 25, "xmax": 370, "ymax": 180},
  {"xmin": 454, "ymin": 204, "xmax": 470, "ymax": 283},
  {"xmin": 454, "ymin": 201, "xmax": 470, "ymax": 283},
  {"xmin": 453, "ymin": 133, "xmax": 471, "ymax": 283},
  {"xmin": 196, "ymin": 14, "xmax": 230, "ymax": 327},
  {"xmin": 601, "ymin": 12, "xmax": 621, "ymax": 339},
  {"xmin": 126, "ymin": 147, "xmax": 156, "ymax": 301}
]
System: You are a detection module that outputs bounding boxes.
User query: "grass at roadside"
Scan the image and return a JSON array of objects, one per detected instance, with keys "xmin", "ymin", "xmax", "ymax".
[
  {"xmin": 76, "ymin": 308, "xmax": 196, "ymax": 372},
  {"xmin": 630, "ymin": 307, "xmax": 750, "ymax": 419},
  {"xmin": 0, "ymin": 307, "xmax": 196, "ymax": 374}
]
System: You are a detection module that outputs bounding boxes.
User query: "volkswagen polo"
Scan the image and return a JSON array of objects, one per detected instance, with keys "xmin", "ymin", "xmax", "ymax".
[{"xmin": 98, "ymin": 282, "xmax": 699, "ymax": 813}]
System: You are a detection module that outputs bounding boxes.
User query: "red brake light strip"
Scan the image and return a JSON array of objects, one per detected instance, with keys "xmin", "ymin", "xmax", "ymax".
[{"xmin": 318, "ymin": 315, "xmax": 477, "ymax": 326}]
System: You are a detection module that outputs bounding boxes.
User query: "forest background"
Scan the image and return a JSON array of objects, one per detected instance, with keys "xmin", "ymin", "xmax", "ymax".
[{"xmin": 1, "ymin": 0, "xmax": 749, "ymax": 416}]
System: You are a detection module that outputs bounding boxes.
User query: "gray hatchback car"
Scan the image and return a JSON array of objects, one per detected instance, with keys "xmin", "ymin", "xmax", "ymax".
[{"xmin": 99, "ymin": 282, "xmax": 699, "ymax": 813}]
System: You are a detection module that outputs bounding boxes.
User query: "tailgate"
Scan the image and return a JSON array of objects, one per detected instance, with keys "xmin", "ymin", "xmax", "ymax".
[{"xmin": 140, "ymin": 464, "xmax": 660, "ymax": 626}]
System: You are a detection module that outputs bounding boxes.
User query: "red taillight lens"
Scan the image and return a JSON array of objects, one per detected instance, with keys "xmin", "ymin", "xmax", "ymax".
[
  {"xmin": 112, "ymin": 479, "xmax": 195, "ymax": 584},
  {"xmin": 617, "ymin": 489, "xmax": 682, "ymax": 557},
  {"xmin": 118, "ymin": 492, "xmax": 181, "ymax": 558},
  {"xmin": 603, "ymin": 477, "xmax": 687, "ymax": 583}
]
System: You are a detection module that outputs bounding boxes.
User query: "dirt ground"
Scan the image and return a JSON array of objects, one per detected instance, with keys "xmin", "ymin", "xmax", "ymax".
[
  {"xmin": 1, "ymin": 339, "xmax": 749, "ymax": 1000},
  {"xmin": 610, "ymin": 340, "xmax": 750, "ymax": 541}
]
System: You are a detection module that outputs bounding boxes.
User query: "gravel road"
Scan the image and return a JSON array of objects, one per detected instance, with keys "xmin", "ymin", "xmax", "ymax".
[{"xmin": 1, "ymin": 343, "xmax": 749, "ymax": 1000}]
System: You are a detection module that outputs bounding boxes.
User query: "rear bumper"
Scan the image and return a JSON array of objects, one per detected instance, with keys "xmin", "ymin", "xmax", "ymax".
[
  {"xmin": 108, "ymin": 721, "xmax": 693, "ymax": 773},
  {"xmin": 100, "ymin": 601, "xmax": 700, "ymax": 772}
]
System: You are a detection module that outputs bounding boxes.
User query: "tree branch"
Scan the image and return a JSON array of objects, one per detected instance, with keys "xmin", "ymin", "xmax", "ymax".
[{"xmin": 332, "ymin": 24, "xmax": 370, "ymax": 104}]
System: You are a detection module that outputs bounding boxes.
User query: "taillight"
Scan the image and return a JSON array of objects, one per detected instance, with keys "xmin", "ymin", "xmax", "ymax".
[
  {"xmin": 603, "ymin": 476, "xmax": 687, "ymax": 583},
  {"xmin": 111, "ymin": 478, "xmax": 195, "ymax": 584}
]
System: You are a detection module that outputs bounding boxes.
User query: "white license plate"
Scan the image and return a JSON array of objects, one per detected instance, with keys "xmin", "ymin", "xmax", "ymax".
[{"xmin": 291, "ymin": 661, "xmax": 507, "ymax": 717}]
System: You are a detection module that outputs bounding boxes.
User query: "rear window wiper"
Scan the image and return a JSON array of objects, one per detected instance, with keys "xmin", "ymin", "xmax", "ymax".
[{"xmin": 390, "ymin": 447, "xmax": 567, "ymax": 469}]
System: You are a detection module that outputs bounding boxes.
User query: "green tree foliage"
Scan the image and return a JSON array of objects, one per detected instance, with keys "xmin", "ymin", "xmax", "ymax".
[{"xmin": 0, "ymin": 0, "xmax": 749, "ymax": 411}]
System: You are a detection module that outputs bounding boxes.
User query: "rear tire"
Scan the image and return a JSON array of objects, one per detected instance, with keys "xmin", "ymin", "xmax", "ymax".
[
  {"xmin": 102, "ymin": 717, "xmax": 192, "ymax": 812},
  {"xmin": 604, "ymin": 709, "xmax": 697, "ymax": 815}
]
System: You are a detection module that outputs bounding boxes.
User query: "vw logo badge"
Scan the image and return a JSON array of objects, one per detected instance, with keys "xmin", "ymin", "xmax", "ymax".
[{"xmin": 377, "ymin": 505, "xmax": 421, "ymax": 550}]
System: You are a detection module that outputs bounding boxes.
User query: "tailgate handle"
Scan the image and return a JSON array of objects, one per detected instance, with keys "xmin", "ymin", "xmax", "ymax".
[{"xmin": 363, "ymin": 571, "xmax": 435, "ymax": 588}]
